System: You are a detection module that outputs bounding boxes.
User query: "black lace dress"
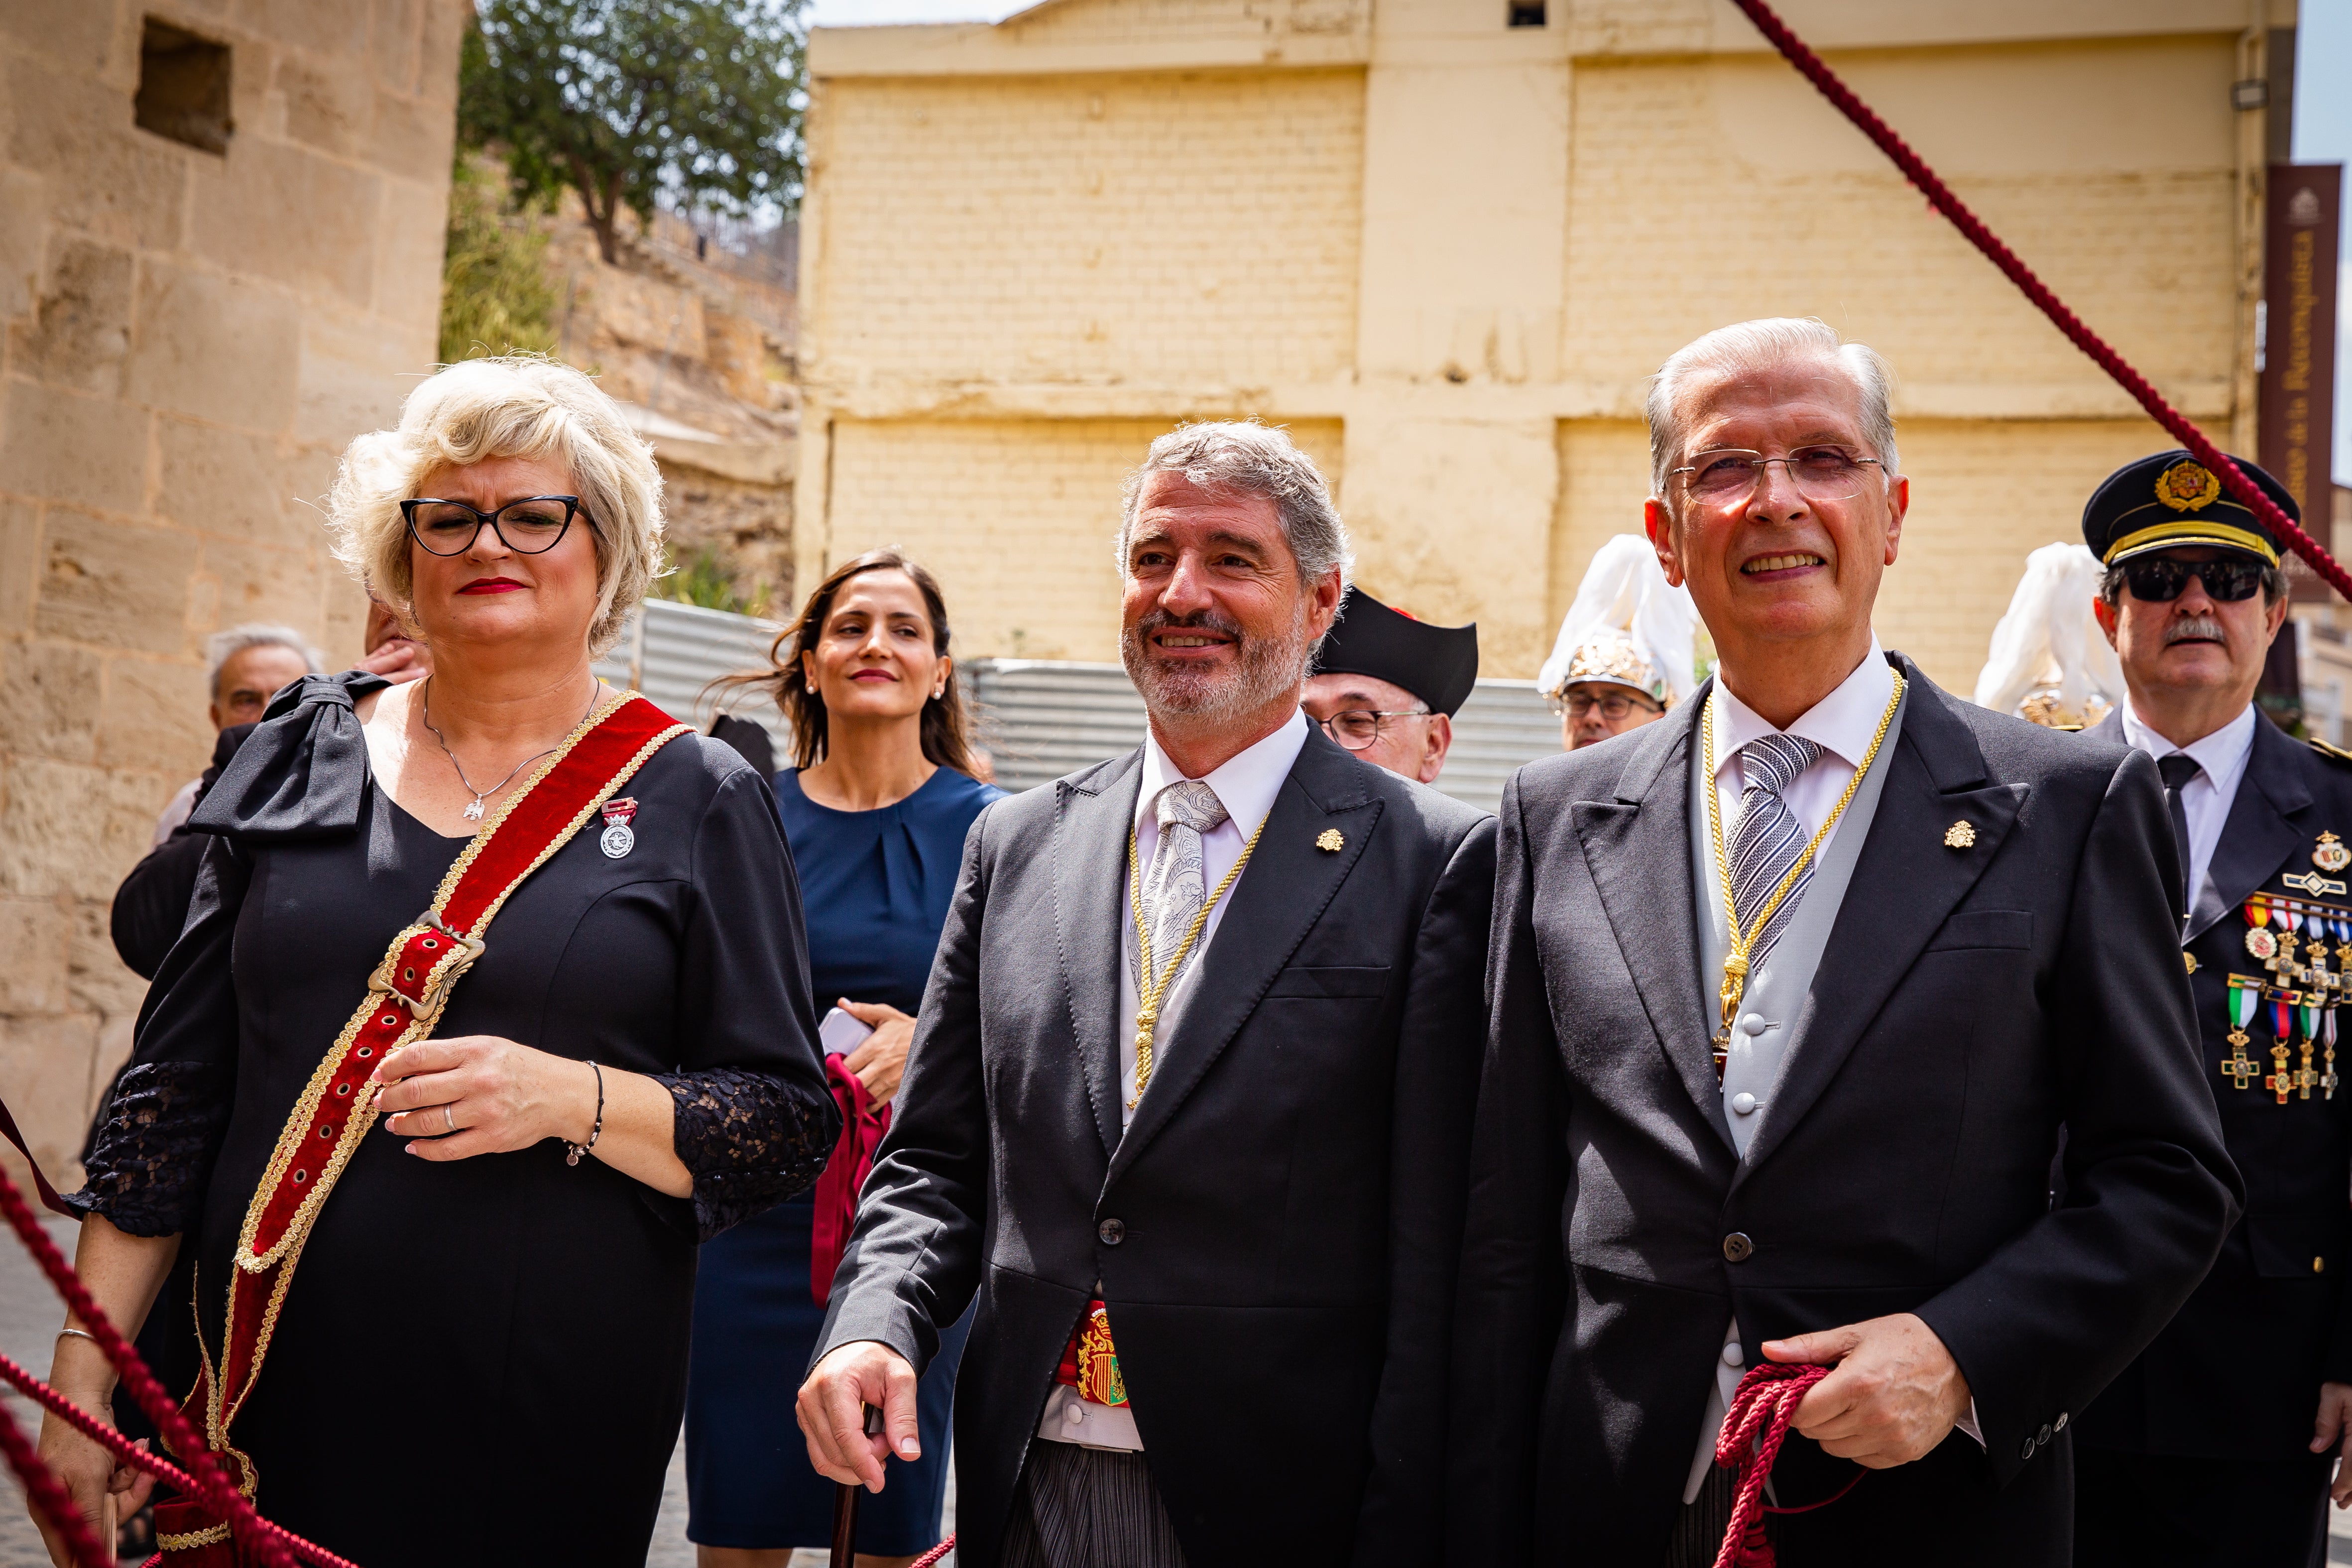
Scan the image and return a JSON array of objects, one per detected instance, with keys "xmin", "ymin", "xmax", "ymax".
[{"xmin": 71, "ymin": 674, "xmax": 837, "ymax": 1568}]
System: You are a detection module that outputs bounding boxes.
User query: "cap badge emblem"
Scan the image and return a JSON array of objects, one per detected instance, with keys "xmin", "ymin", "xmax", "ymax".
[
  {"xmin": 1315, "ymin": 829, "xmax": 1344, "ymax": 853},
  {"xmin": 2155, "ymin": 459, "xmax": 2222, "ymax": 513},
  {"xmin": 1943, "ymin": 820, "xmax": 1976, "ymax": 849},
  {"xmin": 2316, "ymin": 832, "xmax": 2350, "ymax": 873}
]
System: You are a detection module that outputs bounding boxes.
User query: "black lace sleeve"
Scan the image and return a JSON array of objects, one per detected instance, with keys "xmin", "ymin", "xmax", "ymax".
[
  {"xmin": 652, "ymin": 1067, "xmax": 837, "ymax": 1242},
  {"xmin": 66, "ymin": 1063, "xmax": 232, "ymax": 1236}
]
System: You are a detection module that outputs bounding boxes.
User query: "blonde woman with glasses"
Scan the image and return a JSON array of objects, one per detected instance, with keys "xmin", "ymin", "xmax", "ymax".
[{"xmin": 36, "ymin": 357, "xmax": 837, "ymax": 1568}]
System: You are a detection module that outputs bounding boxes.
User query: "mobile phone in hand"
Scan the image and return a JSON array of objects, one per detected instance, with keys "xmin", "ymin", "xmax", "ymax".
[{"xmin": 819, "ymin": 1006, "xmax": 876, "ymax": 1057}]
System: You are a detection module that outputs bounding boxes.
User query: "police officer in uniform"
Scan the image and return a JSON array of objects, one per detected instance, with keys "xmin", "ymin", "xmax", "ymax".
[
  {"xmin": 2074, "ymin": 451, "xmax": 2352, "ymax": 1568},
  {"xmin": 1298, "ymin": 586, "xmax": 1478, "ymax": 783}
]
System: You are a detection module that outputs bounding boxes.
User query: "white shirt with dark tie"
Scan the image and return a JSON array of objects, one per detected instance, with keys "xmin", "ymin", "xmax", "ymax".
[{"xmin": 1037, "ymin": 708, "xmax": 1307, "ymax": 1453}]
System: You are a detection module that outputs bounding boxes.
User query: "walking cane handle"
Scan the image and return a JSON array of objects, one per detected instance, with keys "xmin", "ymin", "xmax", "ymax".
[{"xmin": 829, "ymin": 1404, "xmax": 890, "ymax": 1568}]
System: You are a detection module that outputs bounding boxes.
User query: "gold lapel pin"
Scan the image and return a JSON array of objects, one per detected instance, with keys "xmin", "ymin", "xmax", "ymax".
[
  {"xmin": 1316, "ymin": 828, "xmax": 1344, "ymax": 852},
  {"xmin": 1944, "ymin": 821, "xmax": 1977, "ymax": 849}
]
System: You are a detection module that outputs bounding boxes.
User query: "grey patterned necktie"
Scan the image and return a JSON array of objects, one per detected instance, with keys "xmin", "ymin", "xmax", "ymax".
[
  {"xmin": 1727, "ymin": 731, "xmax": 1825, "ymax": 968},
  {"xmin": 1135, "ymin": 779, "xmax": 1231, "ymax": 991}
]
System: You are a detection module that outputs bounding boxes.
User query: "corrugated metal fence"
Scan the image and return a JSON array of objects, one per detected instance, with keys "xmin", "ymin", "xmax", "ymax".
[{"xmin": 600, "ymin": 601, "xmax": 1565, "ymax": 814}]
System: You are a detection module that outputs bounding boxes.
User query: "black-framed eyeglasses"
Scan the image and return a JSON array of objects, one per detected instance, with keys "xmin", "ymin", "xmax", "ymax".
[
  {"xmin": 400, "ymin": 495, "xmax": 592, "ymax": 556},
  {"xmin": 1669, "ymin": 447, "xmax": 1885, "ymax": 501},
  {"xmin": 2121, "ymin": 556, "xmax": 2266, "ymax": 604},
  {"xmin": 1550, "ymin": 690, "xmax": 1663, "ymax": 721},
  {"xmin": 1313, "ymin": 707, "xmax": 1431, "ymax": 751}
]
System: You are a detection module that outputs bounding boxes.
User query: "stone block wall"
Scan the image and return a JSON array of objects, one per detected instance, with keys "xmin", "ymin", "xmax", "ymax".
[{"xmin": 0, "ymin": 0, "xmax": 465, "ymax": 1183}]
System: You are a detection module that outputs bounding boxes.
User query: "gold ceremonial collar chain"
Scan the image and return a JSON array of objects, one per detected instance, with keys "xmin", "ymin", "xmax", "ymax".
[
  {"xmin": 1126, "ymin": 817, "xmax": 1264, "ymax": 1109},
  {"xmin": 1701, "ymin": 670, "xmax": 1905, "ymax": 1078}
]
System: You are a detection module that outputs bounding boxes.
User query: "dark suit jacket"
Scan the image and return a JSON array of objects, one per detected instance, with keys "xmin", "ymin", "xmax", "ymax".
[
  {"xmin": 2074, "ymin": 707, "xmax": 2352, "ymax": 1460},
  {"xmin": 1449, "ymin": 655, "xmax": 2240, "ymax": 1567},
  {"xmin": 817, "ymin": 728, "xmax": 1497, "ymax": 1567}
]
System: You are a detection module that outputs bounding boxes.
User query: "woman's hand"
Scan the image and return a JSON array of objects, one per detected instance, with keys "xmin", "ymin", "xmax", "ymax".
[
  {"xmin": 34, "ymin": 1388, "xmax": 152, "ymax": 1567},
  {"xmin": 370, "ymin": 1037, "xmax": 694, "ymax": 1198},
  {"xmin": 372, "ymin": 1036, "xmax": 596, "ymax": 1158},
  {"xmin": 838, "ymin": 1001, "xmax": 916, "ymax": 1105}
]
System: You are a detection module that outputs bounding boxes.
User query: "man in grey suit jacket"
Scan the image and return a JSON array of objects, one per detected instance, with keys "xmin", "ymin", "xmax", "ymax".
[
  {"xmin": 1450, "ymin": 319, "xmax": 2240, "ymax": 1567},
  {"xmin": 799, "ymin": 422, "xmax": 1496, "ymax": 1568}
]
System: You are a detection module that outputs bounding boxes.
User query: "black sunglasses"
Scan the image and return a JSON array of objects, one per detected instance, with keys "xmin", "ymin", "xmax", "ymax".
[{"xmin": 2121, "ymin": 556, "xmax": 2266, "ymax": 604}]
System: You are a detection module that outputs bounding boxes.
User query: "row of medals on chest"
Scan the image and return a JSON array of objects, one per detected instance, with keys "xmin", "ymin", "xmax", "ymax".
[{"xmin": 2229, "ymin": 838, "xmax": 2351, "ymax": 1102}]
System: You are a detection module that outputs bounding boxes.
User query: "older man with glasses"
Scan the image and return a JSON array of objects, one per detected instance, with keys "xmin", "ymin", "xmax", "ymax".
[
  {"xmin": 2067, "ymin": 452, "xmax": 2352, "ymax": 1568},
  {"xmin": 1298, "ymin": 587, "xmax": 1477, "ymax": 783},
  {"xmin": 1451, "ymin": 319, "xmax": 2237, "ymax": 1568}
]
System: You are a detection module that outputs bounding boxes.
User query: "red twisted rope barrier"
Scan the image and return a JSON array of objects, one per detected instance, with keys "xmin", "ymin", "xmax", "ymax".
[
  {"xmin": 0, "ymin": 1161, "xmax": 361, "ymax": 1568},
  {"xmin": 1729, "ymin": 0, "xmax": 2352, "ymax": 603},
  {"xmin": 1710, "ymin": 1362, "xmax": 1860, "ymax": 1568},
  {"xmin": 908, "ymin": 1536, "xmax": 954, "ymax": 1567}
]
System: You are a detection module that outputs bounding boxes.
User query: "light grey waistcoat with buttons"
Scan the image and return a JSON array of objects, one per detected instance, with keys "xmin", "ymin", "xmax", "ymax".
[{"xmin": 1688, "ymin": 685, "xmax": 1907, "ymax": 1159}]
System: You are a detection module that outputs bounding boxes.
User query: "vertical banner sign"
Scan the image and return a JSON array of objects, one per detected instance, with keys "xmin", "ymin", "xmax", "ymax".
[{"xmin": 2265, "ymin": 164, "xmax": 2341, "ymax": 603}]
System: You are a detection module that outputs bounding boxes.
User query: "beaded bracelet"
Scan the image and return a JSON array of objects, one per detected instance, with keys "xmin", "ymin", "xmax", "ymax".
[{"xmin": 565, "ymin": 1060, "xmax": 604, "ymax": 1167}]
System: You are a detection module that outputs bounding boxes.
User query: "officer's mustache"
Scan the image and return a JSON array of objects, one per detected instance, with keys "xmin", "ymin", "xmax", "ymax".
[{"xmin": 2165, "ymin": 615, "xmax": 2227, "ymax": 646}]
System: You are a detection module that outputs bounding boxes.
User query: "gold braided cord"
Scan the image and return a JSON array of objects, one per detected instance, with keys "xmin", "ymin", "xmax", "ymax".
[
  {"xmin": 1702, "ymin": 669, "xmax": 1905, "ymax": 1058},
  {"xmin": 1126, "ymin": 816, "xmax": 1266, "ymax": 1108}
]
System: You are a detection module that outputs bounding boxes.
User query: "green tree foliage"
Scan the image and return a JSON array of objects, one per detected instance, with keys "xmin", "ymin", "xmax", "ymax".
[
  {"xmin": 656, "ymin": 546, "xmax": 754, "ymax": 615},
  {"xmin": 439, "ymin": 158, "xmax": 561, "ymax": 364},
  {"xmin": 459, "ymin": 0, "xmax": 804, "ymax": 266}
]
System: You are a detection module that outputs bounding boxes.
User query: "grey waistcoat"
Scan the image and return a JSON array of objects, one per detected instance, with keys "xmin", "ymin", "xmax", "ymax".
[{"xmin": 1688, "ymin": 685, "xmax": 1908, "ymax": 1160}]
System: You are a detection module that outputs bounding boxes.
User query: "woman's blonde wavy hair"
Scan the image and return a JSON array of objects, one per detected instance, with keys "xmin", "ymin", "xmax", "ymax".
[{"xmin": 325, "ymin": 356, "xmax": 663, "ymax": 658}]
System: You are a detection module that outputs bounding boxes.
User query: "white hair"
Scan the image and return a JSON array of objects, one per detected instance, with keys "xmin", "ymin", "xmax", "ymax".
[
  {"xmin": 205, "ymin": 623, "xmax": 323, "ymax": 699},
  {"xmin": 1645, "ymin": 318, "xmax": 1900, "ymax": 499},
  {"xmin": 1117, "ymin": 420, "xmax": 1355, "ymax": 589},
  {"xmin": 324, "ymin": 356, "xmax": 664, "ymax": 659}
]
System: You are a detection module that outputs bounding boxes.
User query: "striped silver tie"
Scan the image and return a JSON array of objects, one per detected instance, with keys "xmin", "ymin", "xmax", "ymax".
[{"xmin": 1727, "ymin": 732, "xmax": 1824, "ymax": 967}]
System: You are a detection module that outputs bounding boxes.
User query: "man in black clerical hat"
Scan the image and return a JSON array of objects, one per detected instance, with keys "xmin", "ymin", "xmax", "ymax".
[
  {"xmin": 2069, "ymin": 450, "xmax": 2352, "ymax": 1568},
  {"xmin": 1299, "ymin": 586, "xmax": 1478, "ymax": 783}
]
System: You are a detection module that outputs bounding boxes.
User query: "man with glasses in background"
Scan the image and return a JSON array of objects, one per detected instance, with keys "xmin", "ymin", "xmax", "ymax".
[
  {"xmin": 2070, "ymin": 452, "xmax": 2352, "ymax": 1568},
  {"xmin": 1298, "ymin": 587, "xmax": 1477, "ymax": 783},
  {"xmin": 1539, "ymin": 532, "xmax": 1702, "ymax": 750}
]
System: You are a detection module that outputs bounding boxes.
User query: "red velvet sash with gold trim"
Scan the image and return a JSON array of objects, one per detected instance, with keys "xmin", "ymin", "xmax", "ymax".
[{"xmin": 157, "ymin": 691, "xmax": 689, "ymax": 1563}]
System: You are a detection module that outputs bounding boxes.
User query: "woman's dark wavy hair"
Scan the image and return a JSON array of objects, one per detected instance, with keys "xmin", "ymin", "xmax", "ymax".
[{"xmin": 716, "ymin": 548, "xmax": 978, "ymax": 776}]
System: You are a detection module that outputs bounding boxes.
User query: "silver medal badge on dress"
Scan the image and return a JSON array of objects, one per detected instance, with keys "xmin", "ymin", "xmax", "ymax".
[{"xmin": 599, "ymin": 796, "xmax": 639, "ymax": 859}]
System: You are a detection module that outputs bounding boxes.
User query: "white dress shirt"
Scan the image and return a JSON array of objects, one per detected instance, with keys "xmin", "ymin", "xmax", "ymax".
[
  {"xmin": 1684, "ymin": 643, "xmax": 1979, "ymax": 1503},
  {"xmin": 1707, "ymin": 637, "xmax": 1895, "ymax": 849},
  {"xmin": 2117, "ymin": 700, "xmax": 2257, "ymax": 922},
  {"xmin": 1039, "ymin": 707, "xmax": 1308, "ymax": 1452}
]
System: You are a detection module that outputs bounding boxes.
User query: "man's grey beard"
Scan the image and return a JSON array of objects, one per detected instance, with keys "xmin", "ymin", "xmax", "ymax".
[
  {"xmin": 2166, "ymin": 614, "xmax": 2226, "ymax": 646},
  {"xmin": 1122, "ymin": 604, "xmax": 1310, "ymax": 725}
]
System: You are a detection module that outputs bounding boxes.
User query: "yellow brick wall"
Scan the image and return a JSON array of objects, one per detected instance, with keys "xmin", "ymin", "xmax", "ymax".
[
  {"xmin": 807, "ymin": 69, "xmax": 1365, "ymax": 390},
  {"xmin": 824, "ymin": 416, "xmax": 1344, "ymax": 662},
  {"xmin": 1561, "ymin": 41, "xmax": 2237, "ymax": 402}
]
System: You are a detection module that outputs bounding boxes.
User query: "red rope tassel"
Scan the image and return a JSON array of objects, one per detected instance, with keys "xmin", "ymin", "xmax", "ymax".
[
  {"xmin": 1728, "ymin": 0, "xmax": 2352, "ymax": 603},
  {"xmin": 0, "ymin": 1160, "xmax": 359, "ymax": 1568},
  {"xmin": 1711, "ymin": 1363, "xmax": 1864, "ymax": 1568}
]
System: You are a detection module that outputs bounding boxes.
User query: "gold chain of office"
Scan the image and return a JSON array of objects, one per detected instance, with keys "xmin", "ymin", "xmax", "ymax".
[
  {"xmin": 1126, "ymin": 819, "xmax": 1265, "ymax": 1109},
  {"xmin": 1701, "ymin": 671, "xmax": 1904, "ymax": 1077}
]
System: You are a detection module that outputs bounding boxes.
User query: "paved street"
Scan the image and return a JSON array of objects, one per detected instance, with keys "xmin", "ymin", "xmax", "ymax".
[{"xmin": 0, "ymin": 1213, "xmax": 959, "ymax": 1567}]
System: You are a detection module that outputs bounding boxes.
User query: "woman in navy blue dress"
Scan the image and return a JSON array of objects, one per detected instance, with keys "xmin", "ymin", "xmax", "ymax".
[{"xmin": 688, "ymin": 550, "xmax": 999, "ymax": 1568}]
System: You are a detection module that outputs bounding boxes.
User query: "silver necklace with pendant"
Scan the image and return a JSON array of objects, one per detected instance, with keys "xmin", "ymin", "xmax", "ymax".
[{"xmin": 421, "ymin": 679, "xmax": 598, "ymax": 822}]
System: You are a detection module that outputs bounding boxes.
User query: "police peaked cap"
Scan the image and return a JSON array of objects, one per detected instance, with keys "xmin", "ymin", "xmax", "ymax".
[
  {"xmin": 2082, "ymin": 451, "xmax": 2296, "ymax": 569},
  {"xmin": 1315, "ymin": 587, "xmax": 1479, "ymax": 718}
]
